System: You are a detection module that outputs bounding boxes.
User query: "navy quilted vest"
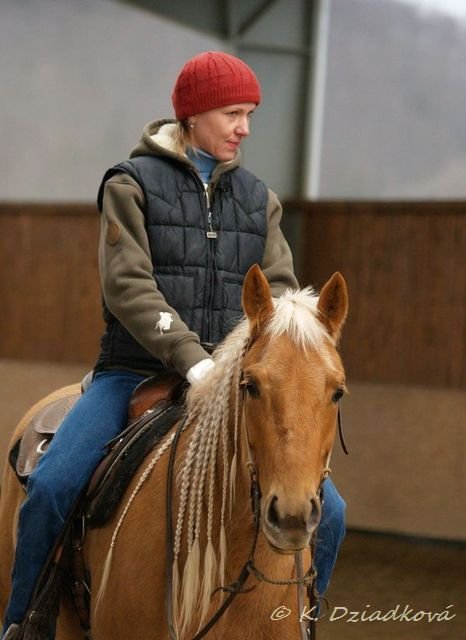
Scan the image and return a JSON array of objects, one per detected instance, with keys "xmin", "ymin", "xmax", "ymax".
[{"xmin": 95, "ymin": 155, "xmax": 267, "ymax": 372}]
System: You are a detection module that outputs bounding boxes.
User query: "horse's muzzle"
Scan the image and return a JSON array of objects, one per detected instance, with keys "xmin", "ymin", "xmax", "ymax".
[{"xmin": 262, "ymin": 493, "xmax": 321, "ymax": 553}]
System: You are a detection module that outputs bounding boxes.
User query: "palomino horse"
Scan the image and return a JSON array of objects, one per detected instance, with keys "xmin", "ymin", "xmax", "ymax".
[{"xmin": 0, "ymin": 265, "xmax": 348, "ymax": 640}]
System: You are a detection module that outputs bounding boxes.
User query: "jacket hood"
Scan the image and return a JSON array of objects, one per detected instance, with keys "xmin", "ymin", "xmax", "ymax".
[
  {"xmin": 129, "ymin": 119, "xmax": 180, "ymax": 159},
  {"xmin": 129, "ymin": 119, "xmax": 241, "ymax": 176}
]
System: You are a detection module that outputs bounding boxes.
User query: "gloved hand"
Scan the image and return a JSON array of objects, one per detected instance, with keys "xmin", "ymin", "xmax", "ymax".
[{"xmin": 186, "ymin": 358, "xmax": 215, "ymax": 385}]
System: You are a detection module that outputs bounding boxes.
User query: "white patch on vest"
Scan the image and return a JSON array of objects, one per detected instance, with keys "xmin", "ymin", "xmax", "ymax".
[{"xmin": 155, "ymin": 311, "xmax": 174, "ymax": 334}]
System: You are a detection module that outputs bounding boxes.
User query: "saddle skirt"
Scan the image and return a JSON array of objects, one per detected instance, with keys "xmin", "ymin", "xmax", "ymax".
[
  {"xmin": 9, "ymin": 371, "xmax": 185, "ymax": 527},
  {"xmin": 13, "ymin": 394, "xmax": 81, "ymax": 480}
]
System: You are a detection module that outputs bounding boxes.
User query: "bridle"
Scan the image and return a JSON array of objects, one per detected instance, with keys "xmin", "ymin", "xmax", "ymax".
[{"xmin": 165, "ymin": 374, "xmax": 348, "ymax": 640}]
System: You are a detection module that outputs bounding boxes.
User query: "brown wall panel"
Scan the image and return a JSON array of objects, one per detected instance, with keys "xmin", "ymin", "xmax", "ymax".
[
  {"xmin": 0, "ymin": 203, "xmax": 103, "ymax": 364},
  {"xmin": 284, "ymin": 201, "xmax": 466, "ymax": 388},
  {"xmin": 1, "ymin": 201, "xmax": 465, "ymax": 388}
]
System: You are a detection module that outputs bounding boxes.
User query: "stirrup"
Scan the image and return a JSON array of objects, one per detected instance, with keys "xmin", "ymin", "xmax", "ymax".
[
  {"xmin": 3, "ymin": 624, "xmax": 20, "ymax": 640},
  {"xmin": 5, "ymin": 615, "xmax": 52, "ymax": 640}
]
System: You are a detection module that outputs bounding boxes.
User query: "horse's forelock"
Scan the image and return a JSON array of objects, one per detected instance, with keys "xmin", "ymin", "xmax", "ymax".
[{"xmin": 267, "ymin": 287, "xmax": 332, "ymax": 350}]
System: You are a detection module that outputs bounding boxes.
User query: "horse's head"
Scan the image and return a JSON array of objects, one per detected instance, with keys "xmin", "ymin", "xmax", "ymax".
[{"xmin": 241, "ymin": 265, "xmax": 348, "ymax": 553}]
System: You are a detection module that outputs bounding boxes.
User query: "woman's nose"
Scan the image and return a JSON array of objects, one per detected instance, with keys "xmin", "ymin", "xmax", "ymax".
[{"xmin": 236, "ymin": 117, "xmax": 250, "ymax": 136}]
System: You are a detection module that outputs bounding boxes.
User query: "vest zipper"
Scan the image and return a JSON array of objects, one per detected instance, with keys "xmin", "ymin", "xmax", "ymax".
[
  {"xmin": 204, "ymin": 184, "xmax": 217, "ymax": 343},
  {"xmin": 191, "ymin": 170, "xmax": 218, "ymax": 344},
  {"xmin": 205, "ymin": 186, "xmax": 217, "ymax": 240}
]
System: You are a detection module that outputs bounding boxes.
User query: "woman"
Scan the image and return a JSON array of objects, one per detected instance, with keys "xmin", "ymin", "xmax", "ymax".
[{"xmin": 2, "ymin": 51, "xmax": 345, "ymax": 639}]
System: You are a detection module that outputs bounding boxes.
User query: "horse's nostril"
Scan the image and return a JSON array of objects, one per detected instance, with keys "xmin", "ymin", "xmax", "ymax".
[{"xmin": 266, "ymin": 495, "xmax": 280, "ymax": 529}]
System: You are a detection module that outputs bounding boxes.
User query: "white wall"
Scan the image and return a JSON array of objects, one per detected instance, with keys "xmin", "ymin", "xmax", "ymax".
[{"xmin": 0, "ymin": 0, "xmax": 223, "ymax": 201}]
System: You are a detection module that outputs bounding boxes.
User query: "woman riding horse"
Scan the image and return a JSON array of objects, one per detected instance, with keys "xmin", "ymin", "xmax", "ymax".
[{"xmin": 1, "ymin": 51, "xmax": 345, "ymax": 639}]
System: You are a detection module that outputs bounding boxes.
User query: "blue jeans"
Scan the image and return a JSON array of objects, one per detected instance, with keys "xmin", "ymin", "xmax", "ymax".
[
  {"xmin": 315, "ymin": 478, "xmax": 346, "ymax": 595},
  {"xmin": 3, "ymin": 370, "xmax": 345, "ymax": 631},
  {"xmin": 3, "ymin": 370, "xmax": 145, "ymax": 632}
]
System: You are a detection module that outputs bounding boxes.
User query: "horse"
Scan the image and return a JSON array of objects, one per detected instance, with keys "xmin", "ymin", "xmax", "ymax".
[{"xmin": 0, "ymin": 265, "xmax": 348, "ymax": 640}]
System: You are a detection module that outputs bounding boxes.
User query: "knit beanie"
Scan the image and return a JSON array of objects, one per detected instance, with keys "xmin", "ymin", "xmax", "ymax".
[{"xmin": 172, "ymin": 51, "xmax": 261, "ymax": 120}]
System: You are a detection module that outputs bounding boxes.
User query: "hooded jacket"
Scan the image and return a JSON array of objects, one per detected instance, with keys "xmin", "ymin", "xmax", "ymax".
[{"xmin": 95, "ymin": 119, "xmax": 298, "ymax": 377}]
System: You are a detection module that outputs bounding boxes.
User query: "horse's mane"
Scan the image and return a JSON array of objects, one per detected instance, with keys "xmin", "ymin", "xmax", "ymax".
[
  {"xmin": 96, "ymin": 286, "xmax": 331, "ymax": 628},
  {"xmin": 173, "ymin": 286, "xmax": 330, "ymax": 630}
]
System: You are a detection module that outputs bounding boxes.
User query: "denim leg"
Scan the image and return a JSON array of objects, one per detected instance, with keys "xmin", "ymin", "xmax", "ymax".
[
  {"xmin": 313, "ymin": 477, "xmax": 346, "ymax": 595},
  {"xmin": 3, "ymin": 370, "xmax": 145, "ymax": 631}
]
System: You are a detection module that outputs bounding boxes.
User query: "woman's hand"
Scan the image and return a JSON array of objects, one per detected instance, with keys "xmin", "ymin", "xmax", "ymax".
[{"xmin": 186, "ymin": 359, "xmax": 215, "ymax": 385}]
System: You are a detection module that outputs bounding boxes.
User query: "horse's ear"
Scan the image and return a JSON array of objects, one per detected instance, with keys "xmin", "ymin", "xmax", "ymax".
[
  {"xmin": 242, "ymin": 264, "xmax": 274, "ymax": 336},
  {"xmin": 317, "ymin": 272, "xmax": 348, "ymax": 340}
]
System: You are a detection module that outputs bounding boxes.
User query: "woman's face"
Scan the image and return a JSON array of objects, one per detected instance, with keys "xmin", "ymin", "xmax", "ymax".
[{"xmin": 189, "ymin": 103, "xmax": 256, "ymax": 161}]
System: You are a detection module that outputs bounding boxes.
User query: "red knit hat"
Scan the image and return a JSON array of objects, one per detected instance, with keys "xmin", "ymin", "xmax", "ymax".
[{"xmin": 172, "ymin": 51, "xmax": 261, "ymax": 120}]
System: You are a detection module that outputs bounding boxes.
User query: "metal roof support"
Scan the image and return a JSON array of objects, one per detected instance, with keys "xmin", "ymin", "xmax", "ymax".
[
  {"xmin": 236, "ymin": 0, "xmax": 279, "ymax": 37},
  {"xmin": 302, "ymin": 0, "xmax": 331, "ymax": 198},
  {"xmin": 232, "ymin": 1, "xmax": 323, "ymax": 198}
]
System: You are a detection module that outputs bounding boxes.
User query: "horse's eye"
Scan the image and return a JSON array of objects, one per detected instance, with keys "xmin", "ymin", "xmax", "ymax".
[
  {"xmin": 243, "ymin": 378, "xmax": 260, "ymax": 398},
  {"xmin": 332, "ymin": 387, "xmax": 345, "ymax": 403}
]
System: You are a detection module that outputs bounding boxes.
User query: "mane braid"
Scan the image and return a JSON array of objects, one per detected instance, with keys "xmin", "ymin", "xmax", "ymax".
[{"xmin": 173, "ymin": 320, "xmax": 249, "ymax": 631}]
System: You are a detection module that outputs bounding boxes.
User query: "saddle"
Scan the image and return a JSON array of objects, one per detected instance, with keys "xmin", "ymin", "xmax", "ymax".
[
  {"xmin": 85, "ymin": 373, "xmax": 186, "ymax": 527},
  {"xmin": 10, "ymin": 393, "xmax": 81, "ymax": 483},
  {"xmin": 9, "ymin": 369, "xmax": 186, "ymax": 521}
]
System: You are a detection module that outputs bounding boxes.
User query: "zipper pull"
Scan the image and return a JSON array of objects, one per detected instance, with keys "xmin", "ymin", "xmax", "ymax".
[{"xmin": 206, "ymin": 199, "xmax": 217, "ymax": 239}]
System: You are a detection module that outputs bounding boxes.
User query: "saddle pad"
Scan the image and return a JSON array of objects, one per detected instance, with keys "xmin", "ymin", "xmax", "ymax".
[
  {"xmin": 85, "ymin": 400, "xmax": 185, "ymax": 528},
  {"xmin": 12, "ymin": 394, "xmax": 81, "ymax": 481}
]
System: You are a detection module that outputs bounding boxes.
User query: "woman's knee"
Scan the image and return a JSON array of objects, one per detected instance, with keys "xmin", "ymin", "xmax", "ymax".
[
  {"xmin": 24, "ymin": 470, "xmax": 60, "ymax": 522},
  {"xmin": 321, "ymin": 478, "xmax": 346, "ymax": 539},
  {"xmin": 26, "ymin": 458, "xmax": 80, "ymax": 520}
]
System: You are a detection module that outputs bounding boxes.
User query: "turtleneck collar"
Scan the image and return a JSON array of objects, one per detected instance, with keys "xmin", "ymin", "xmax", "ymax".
[{"xmin": 187, "ymin": 147, "xmax": 218, "ymax": 184}]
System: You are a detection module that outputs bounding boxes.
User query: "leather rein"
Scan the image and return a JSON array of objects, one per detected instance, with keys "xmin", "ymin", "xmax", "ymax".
[{"xmin": 165, "ymin": 385, "xmax": 348, "ymax": 640}]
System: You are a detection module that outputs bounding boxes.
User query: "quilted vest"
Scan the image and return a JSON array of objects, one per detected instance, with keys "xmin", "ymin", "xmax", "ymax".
[{"xmin": 95, "ymin": 154, "xmax": 268, "ymax": 373}]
